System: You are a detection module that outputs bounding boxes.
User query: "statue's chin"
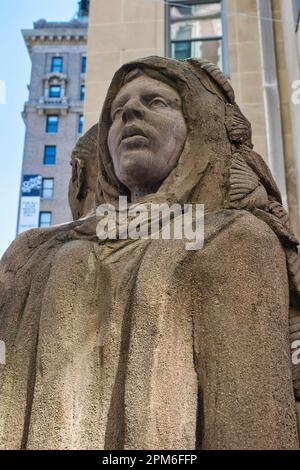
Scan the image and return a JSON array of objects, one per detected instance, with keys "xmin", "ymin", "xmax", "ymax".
[
  {"xmin": 119, "ymin": 150, "xmax": 161, "ymax": 185},
  {"xmin": 118, "ymin": 163, "xmax": 164, "ymax": 195}
]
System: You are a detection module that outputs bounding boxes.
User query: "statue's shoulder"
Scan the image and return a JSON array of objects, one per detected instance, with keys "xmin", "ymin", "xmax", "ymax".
[
  {"xmin": 205, "ymin": 209, "xmax": 283, "ymax": 255},
  {"xmin": 1, "ymin": 227, "xmax": 56, "ymax": 272},
  {"xmin": 0, "ymin": 223, "xmax": 75, "ymax": 275},
  {"xmin": 227, "ymin": 210, "xmax": 280, "ymax": 244},
  {"xmin": 0, "ymin": 226, "xmax": 62, "ymax": 307},
  {"xmin": 0, "ymin": 221, "xmax": 97, "ymax": 322},
  {"xmin": 192, "ymin": 209, "xmax": 288, "ymax": 288},
  {"xmin": 1, "ymin": 214, "xmax": 98, "ymax": 277}
]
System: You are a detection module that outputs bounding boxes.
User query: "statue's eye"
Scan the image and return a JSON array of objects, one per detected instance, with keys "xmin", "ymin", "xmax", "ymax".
[
  {"xmin": 112, "ymin": 108, "xmax": 123, "ymax": 121},
  {"xmin": 149, "ymin": 98, "xmax": 168, "ymax": 109}
]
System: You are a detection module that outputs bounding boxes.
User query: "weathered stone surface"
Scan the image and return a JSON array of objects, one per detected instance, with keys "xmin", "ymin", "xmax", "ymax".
[{"xmin": 0, "ymin": 57, "xmax": 299, "ymax": 449}]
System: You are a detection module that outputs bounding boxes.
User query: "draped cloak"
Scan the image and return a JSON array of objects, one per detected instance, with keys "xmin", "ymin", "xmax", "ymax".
[{"xmin": 0, "ymin": 57, "xmax": 299, "ymax": 450}]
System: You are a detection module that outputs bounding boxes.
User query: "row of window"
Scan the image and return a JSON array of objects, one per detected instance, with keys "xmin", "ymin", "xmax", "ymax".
[
  {"xmin": 169, "ymin": 0, "xmax": 226, "ymax": 73},
  {"xmin": 43, "ymin": 115, "xmax": 83, "ymax": 165},
  {"xmin": 36, "ymin": 57, "xmax": 86, "ymax": 231},
  {"xmin": 49, "ymin": 2, "xmax": 225, "ymax": 80},
  {"xmin": 51, "ymin": 5, "xmax": 224, "ymax": 76},
  {"xmin": 51, "ymin": 56, "xmax": 86, "ymax": 74},
  {"xmin": 46, "ymin": 114, "xmax": 83, "ymax": 134},
  {"xmin": 48, "ymin": 84, "xmax": 85, "ymax": 100}
]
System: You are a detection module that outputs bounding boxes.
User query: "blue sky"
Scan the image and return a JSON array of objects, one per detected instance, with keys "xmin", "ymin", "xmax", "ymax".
[{"xmin": 0, "ymin": 0, "xmax": 77, "ymax": 258}]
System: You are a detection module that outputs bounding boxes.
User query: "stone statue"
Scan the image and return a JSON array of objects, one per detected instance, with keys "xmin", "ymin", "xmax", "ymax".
[{"xmin": 0, "ymin": 57, "xmax": 299, "ymax": 450}]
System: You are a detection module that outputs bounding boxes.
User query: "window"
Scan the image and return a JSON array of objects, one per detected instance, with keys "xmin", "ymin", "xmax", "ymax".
[
  {"xmin": 168, "ymin": 1, "xmax": 225, "ymax": 72},
  {"xmin": 51, "ymin": 57, "xmax": 63, "ymax": 73},
  {"xmin": 81, "ymin": 56, "xmax": 87, "ymax": 74},
  {"xmin": 44, "ymin": 146, "xmax": 56, "ymax": 165},
  {"xmin": 46, "ymin": 115, "xmax": 58, "ymax": 133},
  {"xmin": 49, "ymin": 85, "xmax": 61, "ymax": 98},
  {"xmin": 80, "ymin": 84, "xmax": 85, "ymax": 101},
  {"xmin": 39, "ymin": 212, "xmax": 52, "ymax": 228},
  {"xmin": 41, "ymin": 178, "xmax": 54, "ymax": 199},
  {"xmin": 78, "ymin": 115, "xmax": 84, "ymax": 134}
]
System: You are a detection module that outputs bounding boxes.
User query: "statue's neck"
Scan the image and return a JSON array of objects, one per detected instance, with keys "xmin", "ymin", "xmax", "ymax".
[{"xmin": 130, "ymin": 183, "xmax": 161, "ymax": 203}]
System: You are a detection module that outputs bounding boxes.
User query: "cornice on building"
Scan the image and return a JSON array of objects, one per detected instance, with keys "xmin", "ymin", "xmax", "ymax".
[{"xmin": 22, "ymin": 19, "xmax": 88, "ymax": 54}]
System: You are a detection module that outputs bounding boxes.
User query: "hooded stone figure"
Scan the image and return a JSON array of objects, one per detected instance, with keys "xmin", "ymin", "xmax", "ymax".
[{"xmin": 0, "ymin": 57, "xmax": 299, "ymax": 450}]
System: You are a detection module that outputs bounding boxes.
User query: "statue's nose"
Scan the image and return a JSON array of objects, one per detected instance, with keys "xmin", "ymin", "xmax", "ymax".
[{"xmin": 122, "ymin": 99, "xmax": 144, "ymax": 123}]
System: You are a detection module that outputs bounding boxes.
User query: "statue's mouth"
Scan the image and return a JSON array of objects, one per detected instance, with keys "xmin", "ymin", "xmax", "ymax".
[{"xmin": 120, "ymin": 125, "xmax": 148, "ymax": 144}]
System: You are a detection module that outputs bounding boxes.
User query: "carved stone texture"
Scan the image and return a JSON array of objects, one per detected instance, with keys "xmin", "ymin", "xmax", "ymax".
[{"xmin": 0, "ymin": 56, "xmax": 299, "ymax": 450}]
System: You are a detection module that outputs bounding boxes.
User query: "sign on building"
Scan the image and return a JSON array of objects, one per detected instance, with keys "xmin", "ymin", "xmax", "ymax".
[{"xmin": 18, "ymin": 175, "xmax": 42, "ymax": 234}]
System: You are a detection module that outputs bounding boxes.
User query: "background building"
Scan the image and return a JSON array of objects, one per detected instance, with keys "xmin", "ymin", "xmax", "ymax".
[
  {"xmin": 17, "ymin": 0, "xmax": 89, "ymax": 232},
  {"xmin": 84, "ymin": 0, "xmax": 300, "ymax": 239},
  {"xmin": 279, "ymin": 0, "xmax": 300, "ymax": 242}
]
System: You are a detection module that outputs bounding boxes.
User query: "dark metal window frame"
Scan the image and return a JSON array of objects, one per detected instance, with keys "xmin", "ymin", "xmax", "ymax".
[
  {"xmin": 43, "ymin": 145, "xmax": 56, "ymax": 165},
  {"xmin": 165, "ymin": 0, "xmax": 229, "ymax": 76},
  {"xmin": 171, "ymin": 35, "xmax": 222, "ymax": 44}
]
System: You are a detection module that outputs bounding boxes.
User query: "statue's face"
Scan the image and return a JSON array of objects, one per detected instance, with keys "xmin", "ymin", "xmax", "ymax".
[{"xmin": 108, "ymin": 74, "xmax": 187, "ymax": 193}]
